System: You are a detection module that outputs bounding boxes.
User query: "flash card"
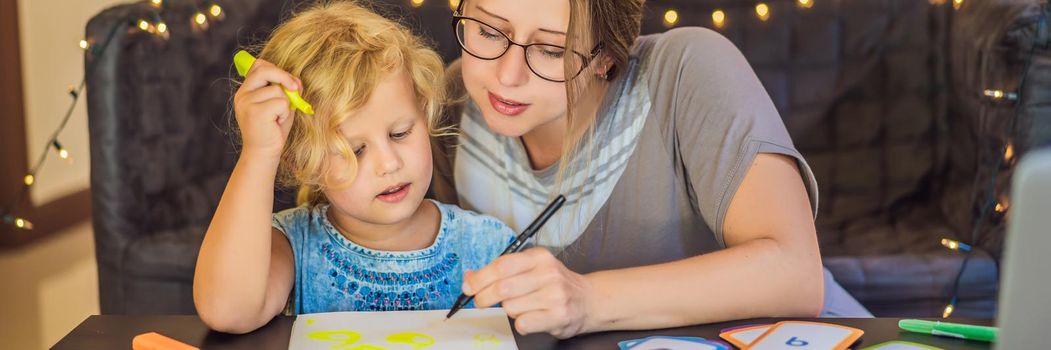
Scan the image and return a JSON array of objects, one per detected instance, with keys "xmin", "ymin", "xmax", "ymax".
[
  {"xmin": 746, "ymin": 321, "xmax": 863, "ymax": 350},
  {"xmin": 719, "ymin": 324, "xmax": 772, "ymax": 348},
  {"xmin": 620, "ymin": 336, "xmax": 729, "ymax": 350}
]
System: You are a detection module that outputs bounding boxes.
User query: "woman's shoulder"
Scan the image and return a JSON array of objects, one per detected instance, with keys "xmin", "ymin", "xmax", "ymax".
[
  {"xmin": 633, "ymin": 27, "xmax": 752, "ymax": 96},
  {"xmin": 634, "ymin": 27, "xmax": 740, "ymax": 67},
  {"xmin": 632, "ymin": 27, "xmax": 777, "ymax": 128}
]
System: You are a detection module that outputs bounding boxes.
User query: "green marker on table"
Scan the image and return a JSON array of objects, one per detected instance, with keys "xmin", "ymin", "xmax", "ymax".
[
  {"xmin": 898, "ymin": 319, "xmax": 998, "ymax": 342},
  {"xmin": 233, "ymin": 50, "xmax": 314, "ymax": 115}
]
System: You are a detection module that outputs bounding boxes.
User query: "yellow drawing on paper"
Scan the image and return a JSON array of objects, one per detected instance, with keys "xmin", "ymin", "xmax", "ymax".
[
  {"xmin": 387, "ymin": 332, "xmax": 435, "ymax": 349},
  {"xmin": 306, "ymin": 330, "xmax": 434, "ymax": 350},
  {"xmin": 307, "ymin": 330, "xmax": 365, "ymax": 349},
  {"xmin": 290, "ymin": 309, "xmax": 518, "ymax": 349},
  {"xmin": 473, "ymin": 334, "xmax": 500, "ymax": 347}
]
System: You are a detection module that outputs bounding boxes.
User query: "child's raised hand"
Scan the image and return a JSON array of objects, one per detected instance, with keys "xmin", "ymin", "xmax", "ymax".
[{"xmin": 233, "ymin": 58, "xmax": 303, "ymax": 160}]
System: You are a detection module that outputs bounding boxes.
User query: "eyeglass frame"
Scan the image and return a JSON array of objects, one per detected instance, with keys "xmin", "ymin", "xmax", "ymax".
[{"xmin": 450, "ymin": 3, "xmax": 604, "ymax": 83}]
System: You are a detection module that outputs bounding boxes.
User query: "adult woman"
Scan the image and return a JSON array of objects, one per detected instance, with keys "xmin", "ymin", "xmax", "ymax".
[{"xmin": 430, "ymin": 0, "xmax": 871, "ymax": 339}]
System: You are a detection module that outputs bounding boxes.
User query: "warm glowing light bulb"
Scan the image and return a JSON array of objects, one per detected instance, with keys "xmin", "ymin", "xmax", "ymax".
[
  {"xmin": 712, "ymin": 10, "xmax": 726, "ymax": 28},
  {"xmin": 995, "ymin": 201, "xmax": 1008, "ymax": 213},
  {"xmin": 13, "ymin": 218, "xmax": 33, "ymax": 230},
  {"xmin": 663, "ymin": 9, "xmax": 680, "ymax": 27},
  {"xmin": 756, "ymin": 3, "xmax": 771, "ymax": 21},
  {"xmin": 940, "ymin": 238, "xmax": 972, "ymax": 252}
]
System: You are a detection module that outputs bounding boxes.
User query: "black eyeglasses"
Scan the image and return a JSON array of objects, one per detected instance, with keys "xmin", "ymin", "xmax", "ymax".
[{"xmin": 451, "ymin": 13, "xmax": 602, "ymax": 83}]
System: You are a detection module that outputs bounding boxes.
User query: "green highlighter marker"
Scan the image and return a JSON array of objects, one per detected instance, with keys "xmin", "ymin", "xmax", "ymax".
[
  {"xmin": 233, "ymin": 50, "xmax": 315, "ymax": 115},
  {"xmin": 899, "ymin": 319, "xmax": 998, "ymax": 342}
]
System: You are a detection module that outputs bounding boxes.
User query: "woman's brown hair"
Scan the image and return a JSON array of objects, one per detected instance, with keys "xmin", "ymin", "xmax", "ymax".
[{"xmin": 558, "ymin": 0, "xmax": 644, "ymax": 194}]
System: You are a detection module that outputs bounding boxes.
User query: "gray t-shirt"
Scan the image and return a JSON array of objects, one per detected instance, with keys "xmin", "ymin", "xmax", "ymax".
[
  {"xmin": 431, "ymin": 28, "xmax": 868, "ymax": 316},
  {"xmin": 433, "ymin": 27, "xmax": 818, "ymax": 271}
]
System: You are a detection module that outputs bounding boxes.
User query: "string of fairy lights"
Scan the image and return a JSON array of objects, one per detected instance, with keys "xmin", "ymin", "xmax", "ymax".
[
  {"xmin": 3, "ymin": 0, "xmax": 1040, "ymax": 320},
  {"xmin": 1, "ymin": 0, "xmax": 225, "ymax": 232},
  {"xmin": 940, "ymin": 0, "xmax": 1046, "ymax": 318},
  {"xmin": 409, "ymin": 0, "xmax": 970, "ymax": 29},
  {"xmin": 659, "ymin": 0, "xmax": 813, "ymax": 28},
  {"xmin": 414, "ymin": 0, "xmax": 819, "ymax": 27}
]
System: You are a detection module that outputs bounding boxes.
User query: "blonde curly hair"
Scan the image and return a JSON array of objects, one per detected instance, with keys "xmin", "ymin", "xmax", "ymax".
[{"xmin": 252, "ymin": 1, "xmax": 446, "ymax": 207}]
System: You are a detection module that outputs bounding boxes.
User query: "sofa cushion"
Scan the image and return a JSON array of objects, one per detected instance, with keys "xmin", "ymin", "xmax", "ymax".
[{"xmin": 819, "ymin": 204, "xmax": 999, "ymax": 318}]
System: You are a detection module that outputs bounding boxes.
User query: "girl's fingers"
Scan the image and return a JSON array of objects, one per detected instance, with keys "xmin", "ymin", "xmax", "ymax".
[
  {"xmin": 247, "ymin": 85, "xmax": 289, "ymax": 104},
  {"xmin": 254, "ymin": 98, "xmax": 293, "ymax": 122},
  {"xmin": 278, "ymin": 107, "xmax": 296, "ymax": 134},
  {"xmin": 243, "ymin": 59, "xmax": 299, "ymax": 92}
]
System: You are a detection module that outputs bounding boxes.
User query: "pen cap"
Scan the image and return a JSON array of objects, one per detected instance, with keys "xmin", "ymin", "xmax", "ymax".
[{"xmin": 234, "ymin": 50, "xmax": 256, "ymax": 77}]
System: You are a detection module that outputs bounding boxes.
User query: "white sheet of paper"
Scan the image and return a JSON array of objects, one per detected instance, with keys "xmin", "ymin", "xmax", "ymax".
[
  {"xmin": 288, "ymin": 308, "xmax": 518, "ymax": 350},
  {"xmin": 749, "ymin": 322, "xmax": 857, "ymax": 350}
]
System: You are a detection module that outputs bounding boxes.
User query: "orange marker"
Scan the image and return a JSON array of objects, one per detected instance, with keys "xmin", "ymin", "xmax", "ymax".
[{"xmin": 132, "ymin": 332, "xmax": 198, "ymax": 350}]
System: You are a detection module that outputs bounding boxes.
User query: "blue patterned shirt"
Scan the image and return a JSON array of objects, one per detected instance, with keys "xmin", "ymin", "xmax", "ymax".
[{"xmin": 272, "ymin": 200, "xmax": 515, "ymax": 314}]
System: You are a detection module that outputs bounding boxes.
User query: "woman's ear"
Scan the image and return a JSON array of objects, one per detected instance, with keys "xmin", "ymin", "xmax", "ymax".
[{"xmin": 594, "ymin": 54, "xmax": 615, "ymax": 81}]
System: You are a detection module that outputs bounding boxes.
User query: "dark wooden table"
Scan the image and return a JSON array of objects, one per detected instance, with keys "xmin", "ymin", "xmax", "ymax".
[{"xmin": 52, "ymin": 315, "xmax": 993, "ymax": 349}]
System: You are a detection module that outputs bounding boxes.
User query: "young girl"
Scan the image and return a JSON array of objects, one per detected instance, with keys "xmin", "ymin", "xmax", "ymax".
[{"xmin": 192, "ymin": 1, "xmax": 514, "ymax": 334}]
